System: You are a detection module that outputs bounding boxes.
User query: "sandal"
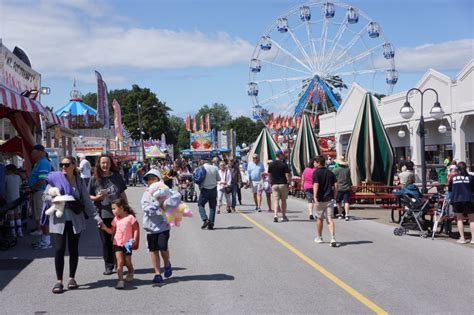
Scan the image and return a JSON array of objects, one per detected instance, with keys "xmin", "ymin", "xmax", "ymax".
[
  {"xmin": 52, "ymin": 282, "xmax": 64, "ymax": 294},
  {"xmin": 67, "ymin": 279, "xmax": 78, "ymax": 289}
]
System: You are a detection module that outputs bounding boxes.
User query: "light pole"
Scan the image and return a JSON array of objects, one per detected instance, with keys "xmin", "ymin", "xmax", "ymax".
[
  {"xmin": 399, "ymin": 88, "xmax": 444, "ymax": 193},
  {"xmin": 136, "ymin": 103, "xmax": 157, "ymax": 162}
]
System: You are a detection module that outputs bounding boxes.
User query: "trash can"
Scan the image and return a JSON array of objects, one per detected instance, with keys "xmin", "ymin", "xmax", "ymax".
[{"xmin": 437, "ymin": 167, "xmax": 448, "ymax": 185}]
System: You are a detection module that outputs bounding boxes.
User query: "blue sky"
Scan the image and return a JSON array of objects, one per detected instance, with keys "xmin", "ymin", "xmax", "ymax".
[{"xmin": 1, "ymin": 0, "xmax": 473, "ymax": 118}]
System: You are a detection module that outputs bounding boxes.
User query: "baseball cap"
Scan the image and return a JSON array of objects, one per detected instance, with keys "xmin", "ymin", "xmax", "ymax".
[
  {"xmin": 31, "ymin": 144, "xmax": 45, "ymax": 152},
  {"xmin": 143, "ymin": 169, "xmax": 162, "ymax": 181},
  {"xmin": 275, "ymin": 149, "xmax": 284, "ymax": 156}
]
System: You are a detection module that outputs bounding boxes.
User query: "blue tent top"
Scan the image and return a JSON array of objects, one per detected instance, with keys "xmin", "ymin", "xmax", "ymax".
[{"xmin": 55, "ymin": 98, "xmax": 97, "ymax": 116}]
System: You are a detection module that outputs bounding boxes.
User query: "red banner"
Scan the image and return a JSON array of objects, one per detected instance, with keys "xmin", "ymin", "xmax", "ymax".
[{"xmin": 112, "ymin": 99, "xmax": 123, "ymax": 141}]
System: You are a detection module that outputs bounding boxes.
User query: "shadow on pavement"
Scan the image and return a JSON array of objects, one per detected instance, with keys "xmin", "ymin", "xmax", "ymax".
[
  {"xmin": 213, "ymin": 226, "xmax": 253, "ymax": 230},
  {"xmin": 153, "ymin": 273, "xmax": 235, "ymax": 287},
  {"xmin": 338, "ymin": 240, "xmax": 373, "ymax": 247}
]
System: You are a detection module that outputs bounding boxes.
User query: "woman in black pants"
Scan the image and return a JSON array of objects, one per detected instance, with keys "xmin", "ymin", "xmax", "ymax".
[
  {"xmin": 89, "ymin": 154, "xmax": 128, "ymax": 275},
  {"xmin": 43, "ymin": 157, "xmax": 102, "ymax": 293}
]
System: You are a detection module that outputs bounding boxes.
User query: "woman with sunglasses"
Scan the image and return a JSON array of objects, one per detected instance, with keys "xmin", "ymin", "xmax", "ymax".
[
  {"xmin": 44, "ymin": 157, "xmax": 102, "ymax": 294},
  {"xmin": 89, "ymin": 154, "xmax": 128, "ymax": 275}
]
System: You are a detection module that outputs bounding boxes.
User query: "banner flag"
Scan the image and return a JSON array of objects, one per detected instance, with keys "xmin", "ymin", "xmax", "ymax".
[
  {"xmin": 95, "ymin": 70, "xmax": 110, "ymax": 128},
  {"xmin": 112, "ymin": 99, "xmax": 123, "ymax": 140},
  {"xmin": 199, "ymin": 115, "xmax": 204, "ymax": 131}
]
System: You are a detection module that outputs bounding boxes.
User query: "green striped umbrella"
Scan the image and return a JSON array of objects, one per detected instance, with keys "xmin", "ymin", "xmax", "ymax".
[
  {"xmin": 346, "ymin": 93, "xmax": 394, "ymax": 185},
  {"xmin": 290, "ymin": 114, "xmax": 320, "ymax": 176},
  {"xmin": 247, "ymin": 128, "xmax": 281, "ymax": 167}
]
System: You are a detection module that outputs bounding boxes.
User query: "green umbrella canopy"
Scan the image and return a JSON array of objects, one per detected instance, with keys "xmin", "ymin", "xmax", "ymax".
[
  {"xmin": 346, "ymin": 93, "xmax": 394, "ymax": 185},
  {"xmin": 247, "ymin": 128, "xmax": 281, "ymax": 168},
  {"xmin": 290, "ymin": 114, "xmax": 320, "ymax": 176}
]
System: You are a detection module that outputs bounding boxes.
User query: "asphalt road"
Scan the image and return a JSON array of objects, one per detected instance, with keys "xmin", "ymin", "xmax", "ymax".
[{"xmin": 0, "ymin": 186, "xmax": 473, "ymax": 314}]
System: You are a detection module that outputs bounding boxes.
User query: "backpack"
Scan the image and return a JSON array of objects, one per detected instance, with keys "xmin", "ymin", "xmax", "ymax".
[{"xmin": 192, "ymin": 165, "xmax": 207, "ymax": 185}]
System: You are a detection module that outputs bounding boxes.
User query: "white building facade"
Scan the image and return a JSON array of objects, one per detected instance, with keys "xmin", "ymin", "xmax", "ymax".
[{"xmin": 319, "ymin": 60, "xmax": 474, "ymax": 180}]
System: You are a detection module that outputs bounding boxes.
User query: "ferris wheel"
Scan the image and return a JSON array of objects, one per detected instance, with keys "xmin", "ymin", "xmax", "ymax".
[{"xmin": 248, "ymin": 1, "xmax": 397, "ymax": 121}]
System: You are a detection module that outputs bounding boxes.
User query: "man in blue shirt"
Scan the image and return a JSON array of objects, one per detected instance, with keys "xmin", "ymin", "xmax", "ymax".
[
  {"xmin": 28, "ymin": 144, "xmax": 53, "ymax": 249},
  {"xmin": 246, "ymin": 154, "xmax": 265, "ymax": 212}
]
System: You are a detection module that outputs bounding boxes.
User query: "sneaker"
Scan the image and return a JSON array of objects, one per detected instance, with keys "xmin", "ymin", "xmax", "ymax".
[
  {"xmin": 164, "ymin": 263, "xmax": 172, "ymax": 278},
  {"xmin": 125, "ymin": 271, "xmax": 134, "ymax": 282},
  {"xmin": 115, "ymin": 280, "xmax": 125, "ymax": 289},
  {"xmin": 470, "ymin": 240, "xmax": 474, "ymax": 245},
  {"xmin": 201, "ymin": 220, "xmax": 209, "ymax": 229},
  {"xmin": 281, "ymin": 216, "xmax": 289, "ymax": 222},
  {"xmin": 257, "ymin": 208, "xmax": 262, "ymax": 213},
  {"xmin": 330, "ymin": 237, "xmax": 337, "ymax": 247},
  {"xmin": 273, "ymin": 216, "xmax": 279, "ymax": 223},
  {"xmin": 103, "ymin": 268, "xmax": 114, "ymax": 275},
  {"xmin": 207, "ymin": 223, "xmax": 214, "ymax": 230},
  {"xmin": 17, "ymin": 229, "xmax": 24, "ymax": 238},
  {"xmin": 30, "ymin": 230, "xmax": 43, "ymax": 236},
  {"xmin": 314, "ymin": 236, "xmax": 324, "ymax": 244},
  {"xmin": 338, "ymin": 215, "xmax": 343, "ymax": 220},
  {"xmin": 309, "ymin": 214, "xmax": 315, "ymax": 220},
  {"xmin": 152, "ymin": 274, "xmax": 163, "ymax": 283},
  {"xmin": 345, "ymin": 216, "xmax": 349, "ymax": 221},
  {"xmin": 456, "ymin": 238, "xmax": 468, "ymax": 244},
  {"xmin": 33, "ymin": 240, "xmax": 52, "ymax": 250}
]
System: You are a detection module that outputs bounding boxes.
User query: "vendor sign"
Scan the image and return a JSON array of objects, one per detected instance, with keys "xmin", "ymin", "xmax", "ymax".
[{"xmin": 190, "ymin": 131, "xmax": 213, "ymax": 150}]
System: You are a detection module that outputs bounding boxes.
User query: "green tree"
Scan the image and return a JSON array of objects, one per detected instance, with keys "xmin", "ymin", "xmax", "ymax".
[
  {"xmin": 227, "ymin": 116, "xmax": 264, "ymax": 147},
  {"xmin": 81, "ymin": 92, "xmax": 97, "ymax": 109},
  {"xmin": 167, "ymin": 115, "xmax": 190, "ymax": 152},
  {"xmin": 197, "ymin": 103, "xmax": 232, "ymax": 131}
]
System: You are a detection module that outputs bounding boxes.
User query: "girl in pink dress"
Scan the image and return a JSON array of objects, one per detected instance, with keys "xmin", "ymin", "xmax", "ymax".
[{"xmin": 100, "ymin": 198, "xmax": 139, "ymax": 289}]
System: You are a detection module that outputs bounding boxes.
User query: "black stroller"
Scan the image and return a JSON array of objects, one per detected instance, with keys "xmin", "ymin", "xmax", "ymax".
[
  {"xmin": 393, "ymin": 185, "xmax": 438, "ymax": 238},
  {"xmin": 178, "ymin": 174, "xmax": 197, "ymax": 202}
]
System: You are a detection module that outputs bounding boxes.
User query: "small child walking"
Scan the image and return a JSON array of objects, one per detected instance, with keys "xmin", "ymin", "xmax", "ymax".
[
  {"xmin": 100, "ymin": 198, "xmax": 139, "ymax": 289},
  {"xmin": 142, "ymin": 170, "xmax": 172, "ymax": 284}
]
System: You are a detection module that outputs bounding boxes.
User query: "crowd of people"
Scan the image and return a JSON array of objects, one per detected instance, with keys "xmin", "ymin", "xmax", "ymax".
[{"xmin": 0, "ymin": 144, "xmax": 473, "ymax": 293}]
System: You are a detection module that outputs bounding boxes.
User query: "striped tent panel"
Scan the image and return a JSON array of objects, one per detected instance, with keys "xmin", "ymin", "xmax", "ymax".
[
  {"xmin": 346, "ymin": 93, "xmax": 394, "ymax": 185},
  {"xmin": 247, "ymin": 128, "xmax": 281, "ymax": 168},
  {"xmin": 0, "ymin": 84, "xmax": 70, "ymax": 128},
  {"xmin": 290, "ymin": 114, "xmax": 320, "ymax": 176}
]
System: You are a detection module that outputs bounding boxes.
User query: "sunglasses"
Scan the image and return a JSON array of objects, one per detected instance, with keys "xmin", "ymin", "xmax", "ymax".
[{"xmin": 60, "ymin": 163, "xmax": 71, "ymax": 168}]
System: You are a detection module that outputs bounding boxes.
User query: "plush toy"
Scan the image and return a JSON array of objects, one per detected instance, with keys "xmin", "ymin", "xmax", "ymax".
[
  {"xmin": 147, "ymin": 183, "xmax": 193, "ymax": 227},
  {"xmin": 44, "ymin": 188, "xmax": 75, "ymax": 218}
]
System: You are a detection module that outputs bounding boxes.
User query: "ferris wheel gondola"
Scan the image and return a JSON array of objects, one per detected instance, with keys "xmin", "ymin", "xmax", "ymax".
[{"xmin": 248, "ymin": 1, "xmax": 397, "ymax": 123}]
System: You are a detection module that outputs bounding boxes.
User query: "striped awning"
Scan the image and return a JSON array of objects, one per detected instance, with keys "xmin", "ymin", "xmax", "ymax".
[
  {"xmin": 0, "ymin": 84, "xmax": 70, "ymax": 128},
  {"xmin": 247, "ymin": 128, "xmax": 281, "ymax": 167},
  {"xmin": 346, "ymin": 93, "xmax": 394, "ymax": 185},
  {"xmin": 290, "ymin": 114, "xmax": 320, "ymax": 176}
]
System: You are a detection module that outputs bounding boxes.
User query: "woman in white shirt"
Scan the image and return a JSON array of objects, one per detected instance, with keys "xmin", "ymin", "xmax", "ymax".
[{"xmin": 217, "ymin": 162, "xmax": 231, "ymax": 213}]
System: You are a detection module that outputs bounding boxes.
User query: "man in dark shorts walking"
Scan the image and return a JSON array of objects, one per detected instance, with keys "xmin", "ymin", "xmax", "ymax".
[
  {"xmin": 268, "ymin": 150, "xmax": 292, "ymax": 223},
  {"xmin": 313, "ymin": 156, "xmax": 338, "ymax": 247}
]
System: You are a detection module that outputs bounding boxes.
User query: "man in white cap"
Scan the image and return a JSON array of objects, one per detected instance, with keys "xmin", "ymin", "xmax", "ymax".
[
  {"xmin": 333, "ymin": 155, "xmax": 352, "ymax": 221},
  {"xmin": 78, "ymin": 154, "xmax": 91, "ymax": 187}
]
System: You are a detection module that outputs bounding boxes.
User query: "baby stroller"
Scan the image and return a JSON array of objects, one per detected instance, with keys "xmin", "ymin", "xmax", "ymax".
[
  {"xmin": 0, "ymin": 194, "xmax": 27, "ymax": 250},
  {"xmin": 178, "ymin": 173, "xmax": 197, "ymax": 202},
  {"xmin": 393, "ymin": 185, "xmax": 437, "ymax": 238}
]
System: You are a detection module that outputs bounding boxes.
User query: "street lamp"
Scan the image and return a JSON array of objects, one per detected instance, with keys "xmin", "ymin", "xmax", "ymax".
[
  {"xmin": 399, "ymin": 87, "xmax": 443, "ymax": 193},
  {"xmin": 136, "ymin": 103, "xmax": 158, "ymax": 162},
  {"xmin": 437, "ymin": 115, "xmax": 456, "ymax": 134}
]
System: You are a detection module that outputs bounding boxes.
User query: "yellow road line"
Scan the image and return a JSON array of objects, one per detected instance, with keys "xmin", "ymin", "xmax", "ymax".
[{"xmin": 238, "ymin": 211, "xmax": 388, "ymax": 315}]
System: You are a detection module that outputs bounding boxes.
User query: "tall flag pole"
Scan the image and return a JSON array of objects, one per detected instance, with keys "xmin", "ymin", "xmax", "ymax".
[{"xmin": 112, "ymin": 99, "xmax": 123, "ymax": 141}]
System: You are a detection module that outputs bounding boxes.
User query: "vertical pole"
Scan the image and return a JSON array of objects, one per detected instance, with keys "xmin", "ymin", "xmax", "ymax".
[
  {"xmin": 419, "ymin": 95, "xmax": 427, "ymax": 194},
  {"xmin": 137, "ymin": 103, "xmax": 146, "ymax": 162}
]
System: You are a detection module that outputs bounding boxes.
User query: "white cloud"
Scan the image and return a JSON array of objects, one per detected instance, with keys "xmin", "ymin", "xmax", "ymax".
[
  {"xmin": 376, "ymin": 39, "xmax": 474, "ymax": 72},
  {"xmin": 0, "ymin": 0, "xmax": 253, "ymax": 82}
]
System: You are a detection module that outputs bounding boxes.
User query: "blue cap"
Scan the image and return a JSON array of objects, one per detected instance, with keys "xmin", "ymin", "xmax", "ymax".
[{"xmin": 275, "ymin": 149, "xmax": 284, "ymax": 156}]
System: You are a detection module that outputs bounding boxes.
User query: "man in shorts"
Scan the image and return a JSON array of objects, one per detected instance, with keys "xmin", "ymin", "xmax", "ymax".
[
  {"xmin": 246, "ymin": 154, "xmax": 265, "ymax": 212},
  {"xmin": 333, "ymin": 156, "xmax": 352, "ymax": 221},
  {"xmin": 313, "ymin": 155, "xmax": 338, "ymax": 247},
  {"xmin": 268, "ymin": 150, "xmax": 291, "ymax": 222},
  {"xmin": 142, "ymin": 169, "xmax": 172, "ymax": 283}
]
